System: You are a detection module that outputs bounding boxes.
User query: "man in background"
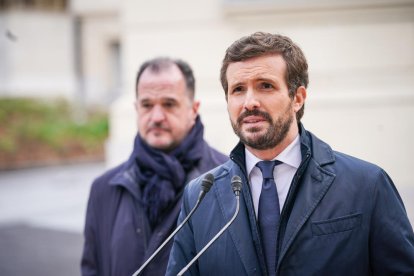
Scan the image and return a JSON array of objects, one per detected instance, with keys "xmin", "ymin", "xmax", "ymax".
[
  {"xmin": 167, "ymin": 32, "xmax": 414, "ymax": 275},
  {"xmin": 81, "ymin": 57, "xmax": 227, "ymax": 276}
]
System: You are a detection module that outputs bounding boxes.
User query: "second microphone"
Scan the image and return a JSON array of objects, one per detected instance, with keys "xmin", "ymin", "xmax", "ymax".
[{"xmin": 166, "ymin": 174, "xmax": 244, "ymax": 275}]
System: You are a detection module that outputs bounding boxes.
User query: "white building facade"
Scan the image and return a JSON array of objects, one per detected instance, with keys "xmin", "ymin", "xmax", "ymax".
[
  {"xmin": 1, "ymin": 1, "xmax": 413, "ymax": 212},
  {"xmin": 110, "ymin": 0, "xmax": 414, "ymax": 204},
  {"xmin": 0, "ymin": 0, "xmax": 121, "ymax": 106}
]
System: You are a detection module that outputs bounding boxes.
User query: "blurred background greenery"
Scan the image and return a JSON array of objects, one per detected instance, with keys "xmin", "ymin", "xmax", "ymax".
[{"xmin": 0, "ymin": 97, "xmax": 108, "ymax": 170}]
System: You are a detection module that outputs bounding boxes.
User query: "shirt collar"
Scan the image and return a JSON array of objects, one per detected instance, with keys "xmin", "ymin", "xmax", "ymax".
[{"xmin": 245, "ymin": 134, "xmax": 302, "ymax": 176}]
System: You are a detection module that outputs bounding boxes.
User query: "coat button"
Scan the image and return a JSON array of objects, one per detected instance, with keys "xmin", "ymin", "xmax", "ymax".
[{"xmin": 136, "ymin": 228, "xmax": 141, "ymax": 234}]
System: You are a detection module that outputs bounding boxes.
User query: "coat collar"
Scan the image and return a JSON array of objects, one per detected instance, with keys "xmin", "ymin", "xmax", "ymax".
[
  {"xmin": 109, "ymin": 159, "xmax": 140, "ymax": 199},
  {"xmin": 213, "ymin": 160, "xmax": 265, "ymax": 275},
  {"xmin": 227, "ymin": 123, "xmax": 337, "ymax": 273},
  {"xmin": 277, "ymin": 125, "xmax": 337, "ymax": 271},
  {"xmin": 108, "ymin": 138, "xmax": 214, "ymax": 201},
  {"xmin": 300, "ymin": 123, "xmax": 335, "ymax": 167},
  {"xmin": 229, "ymin": 123, "xmax": 335, "ymax": 170}
]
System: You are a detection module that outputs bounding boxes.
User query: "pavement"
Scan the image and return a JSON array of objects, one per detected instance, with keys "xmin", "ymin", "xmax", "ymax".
[
  {"xmin": 0, "ymin": 162, "xmax": 106, "ymax": 276},
  {"xmin": 0, "ymin": 162, "xmax": 413, "ymax": 276}
]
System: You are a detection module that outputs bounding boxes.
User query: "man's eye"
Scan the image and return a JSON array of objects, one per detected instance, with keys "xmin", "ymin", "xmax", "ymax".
[
  {"xmin": 163, "ymin": 102, "xmax": 176, "ymax": 109},
  {"xmin": 232, "ymin": 86, "xmax": 244, "ymax": 93},
  {"xmin": 141, "ymin": 103, "xmax": 153, "ymax": 109},
  {"xmin": 261, "ymin": 83, "xmax": 274, "ymax": 89}
]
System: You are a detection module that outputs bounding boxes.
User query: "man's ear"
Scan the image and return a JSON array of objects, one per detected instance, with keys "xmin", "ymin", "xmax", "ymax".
[
  {"xmin": 293, "ymin": 86, "xmax": 307, "ymax": 112},
  {"xmin": 192, "ymin": 100, "xmax": 200, "ymax": 119}
]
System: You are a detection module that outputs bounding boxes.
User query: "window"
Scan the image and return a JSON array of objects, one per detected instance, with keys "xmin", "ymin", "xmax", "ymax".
[{"xmin": 0, "ymin": 0, "xmax": 67, "ymax": 11}]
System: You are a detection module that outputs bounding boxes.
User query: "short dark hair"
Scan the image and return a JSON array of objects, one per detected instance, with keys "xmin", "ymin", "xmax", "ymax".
[
  {"xmin": 220, "ymin": 32, "xmax": 308, "ymax": 121},
  {"xmin": 135, "ymin": 57, "xmax": 196, "ymax": 99}
]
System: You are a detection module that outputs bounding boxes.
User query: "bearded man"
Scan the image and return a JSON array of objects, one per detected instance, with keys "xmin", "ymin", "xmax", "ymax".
[{"xmin": 166, "ymin": 32, "xmax": 414, "ymax": 275}]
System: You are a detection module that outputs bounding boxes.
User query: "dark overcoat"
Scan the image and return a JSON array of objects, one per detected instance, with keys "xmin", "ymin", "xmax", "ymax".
[
  {"xmin": 81, "ymin": 139, "xmax": 227, "ymax": 276},
  {"xmin": 167, "ymin": 125, "xmax": 414, "ymax": 275}
]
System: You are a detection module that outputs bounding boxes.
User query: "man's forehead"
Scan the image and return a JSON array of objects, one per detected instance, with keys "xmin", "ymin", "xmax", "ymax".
[
  {"xmin": 139, "ymin": 64, "xmax": 184, "ymax": 85},
  {"xmin": 226, "ymin": 54, "xmax": 287, "ymax": 83},
  {"xmin": 137, "ymin": 65, "xmax": 187, "ymax": 94},
  {"xmin": 138, "ymin": 81, "xmax": 179, "ymax": 92},
  {"xmin": 228, "ymin": 54, "xmax": 286, "ymax": 73},
  {"xmin": 137, "ymin": 82, "xmax": 188, "ymax": 103}
]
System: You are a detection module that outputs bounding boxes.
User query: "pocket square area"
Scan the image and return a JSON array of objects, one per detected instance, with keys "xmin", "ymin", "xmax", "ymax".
[{"xmin": 312, "ymin": 213, "xmax": 362, "ymax": 236}]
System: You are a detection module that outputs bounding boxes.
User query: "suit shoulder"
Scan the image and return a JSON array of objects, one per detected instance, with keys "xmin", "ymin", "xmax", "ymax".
[
  {"xmin": 89, "ymin": 162, "xmax": 126, "ymax": 196},
  {"xmin": 334, "ymin": 151, "xmax": 381, "ymax": 169},
  {"xmin": 332, "ymin": 150, "xmax": 388, "ymax": 182},
  {"xmin": 203, "ymin": 142, "xmax": 228, "ymax": 164},
  {"xmin": 187, "ymin": 161, "xmax": 232, "ymax": 191}
]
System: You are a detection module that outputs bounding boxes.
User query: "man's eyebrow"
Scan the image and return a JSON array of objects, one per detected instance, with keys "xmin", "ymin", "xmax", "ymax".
[
  {"xmin": 256, "ymin": 77, "xmax": 276, "ymax": 82},
  {"xmin": 139, "ymin": 98, "xmax": 151, "ymax": 103},
  {"xmin": 162, "ymin": 97, "xmax": 179, "ymax": 101},
  {"xmin": 228, "ymin": 81, "xmax": 245, "ymax": 88}
]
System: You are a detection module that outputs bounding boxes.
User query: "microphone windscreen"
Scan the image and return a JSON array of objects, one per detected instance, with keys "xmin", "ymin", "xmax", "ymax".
[
  {"xmin": 231, "ymin": 175, "xmax": 242, "ymax": 194},
  {"xmin": 201, "ymin": 173, "xmax": 214, "ymax": 193}
]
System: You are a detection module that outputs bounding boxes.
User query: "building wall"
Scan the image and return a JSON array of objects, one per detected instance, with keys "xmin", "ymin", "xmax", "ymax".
[
  {"xmin": 0, "ymin": 10, "xmax": 76, "ymax": 99},
  {"xmin": 0, "ymin": 0, "xmax": 121, "ymax": 106},
  {"xmin": 70, "ymin": 0, "xmax": 119, "ymax": 14},
  {"xmin": 70, "ymin": 0, "xmax": 121, "ymax": 106},
  {"xmin": 108, "ymin": 0, "xmax": 414, "ymax": 196},
  {"xmin": 78, "ymin": 14, "xmax": 121, "ymax": 105}
]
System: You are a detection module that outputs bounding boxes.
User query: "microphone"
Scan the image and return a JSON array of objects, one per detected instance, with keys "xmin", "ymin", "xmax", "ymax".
[
  {"xmin": 132, "ymin": 173, "xmax": 215, "ymax": 276},
  {"xmin": 177, "ymin": 175, "xmax": 242, "ymax": 276}
]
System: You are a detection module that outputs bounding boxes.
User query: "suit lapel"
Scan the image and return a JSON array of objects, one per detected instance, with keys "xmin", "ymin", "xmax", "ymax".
[
  {"xmin": 278, "ymin": 159, "xmax": 336, "ymax": 264},
  {"xmin": 215, "ymin": 171, "xmax": 263, "ymax": 275}
]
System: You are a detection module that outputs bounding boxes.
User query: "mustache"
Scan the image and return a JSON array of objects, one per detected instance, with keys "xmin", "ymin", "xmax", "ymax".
[
  {"xmin": 148, "ymin": 122, "xmax": 169, "ymax": 130},
  {"xmin": 237, "ymin": 109, "xmax": 272, "ymax": 125}
]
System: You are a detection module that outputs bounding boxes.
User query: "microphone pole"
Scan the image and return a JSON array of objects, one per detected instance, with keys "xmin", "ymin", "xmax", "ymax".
[
  {"xmin": 177, "ymin": 175, "xmax": 242, "ymax": 276},
  {"xmin": 132, "ymin": 173, "xmax": 215, "ymax": 276}
]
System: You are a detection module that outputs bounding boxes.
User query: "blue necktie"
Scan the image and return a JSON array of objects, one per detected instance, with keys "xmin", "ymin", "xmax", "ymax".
[{"xmin": 256, "ymin": 160, "xmax": 282, "ymax": 276}]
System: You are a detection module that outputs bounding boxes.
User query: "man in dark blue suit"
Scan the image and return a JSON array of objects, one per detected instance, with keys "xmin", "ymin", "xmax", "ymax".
[
  {"xmin": 81, "ymin": 57, "xmax": 227, "ymax": 276},
  {"xmin": 166, "ymin": 32, "xmax": 414, "ymax": 275}
]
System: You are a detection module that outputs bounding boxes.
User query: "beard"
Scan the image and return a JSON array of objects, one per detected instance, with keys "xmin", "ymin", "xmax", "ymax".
[{"xmin": 230, "ymin": 104, "xmax": 294, "ymax": 150}]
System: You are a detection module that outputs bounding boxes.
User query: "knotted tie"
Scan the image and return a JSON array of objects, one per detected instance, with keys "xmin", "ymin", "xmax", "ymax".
[{"xmin": 256, "ymin": 160, "xmax": 282, "ymax": 276}]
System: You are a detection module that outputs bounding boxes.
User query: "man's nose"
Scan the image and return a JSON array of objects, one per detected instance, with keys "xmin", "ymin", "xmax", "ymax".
[
  {"xmin": 243, "ymin": 89, "xmax": 260, "ymax": 110},
  {"xmin": 150, "ymin": 105, "xmax": 166, "ymax": 122}
]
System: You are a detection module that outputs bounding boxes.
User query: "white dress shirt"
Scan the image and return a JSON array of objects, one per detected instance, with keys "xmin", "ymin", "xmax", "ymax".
[{"xmin": 246, "ymin": 135, "xmax": 302, "ymax": 218}]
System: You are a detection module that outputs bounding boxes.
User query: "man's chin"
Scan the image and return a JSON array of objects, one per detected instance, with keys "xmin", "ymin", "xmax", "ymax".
[
  {"xmin": 241, "ymin": 128, "xmax": 266, "ymax": 139},
  {"xmin": 239, "ymin": 130, "xmax": 271, "ymax": 148},
  {"xmin": 242, "ymin": 122, "xmax": 268, "ymax": 132},
  {"xmin": 146, "ymin": 137, "xmax": 173, "ymax": 151}
]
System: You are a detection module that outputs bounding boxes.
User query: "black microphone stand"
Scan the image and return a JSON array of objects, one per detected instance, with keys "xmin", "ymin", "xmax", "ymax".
[
  {"xmin": 132, "ymin": 173, "xmax": 214, "ymax": 276},
  {"xmin": 177, "ymin": 175, "xmax": 242, "ymax": 276}
]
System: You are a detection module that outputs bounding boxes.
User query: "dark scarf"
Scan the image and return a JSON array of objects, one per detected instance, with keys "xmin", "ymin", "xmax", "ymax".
[{"xmin": 134, "ymin": 116, "xmax": 204, "ymax": 229}]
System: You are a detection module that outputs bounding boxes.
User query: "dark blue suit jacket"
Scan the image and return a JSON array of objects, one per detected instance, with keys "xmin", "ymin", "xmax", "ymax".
[
  {"xmin": 167, "ymin": 125, "xmax": 414, "ymax": 275},
  {"xmin": 81, "ymin": 138, "xmax": 227, "ymax": 276}
]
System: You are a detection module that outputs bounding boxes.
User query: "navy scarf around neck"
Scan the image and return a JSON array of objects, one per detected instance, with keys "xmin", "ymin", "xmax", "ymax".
[{"xmin": 134, "ymin": 116, "xmax": 204, "ymax": 229}]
